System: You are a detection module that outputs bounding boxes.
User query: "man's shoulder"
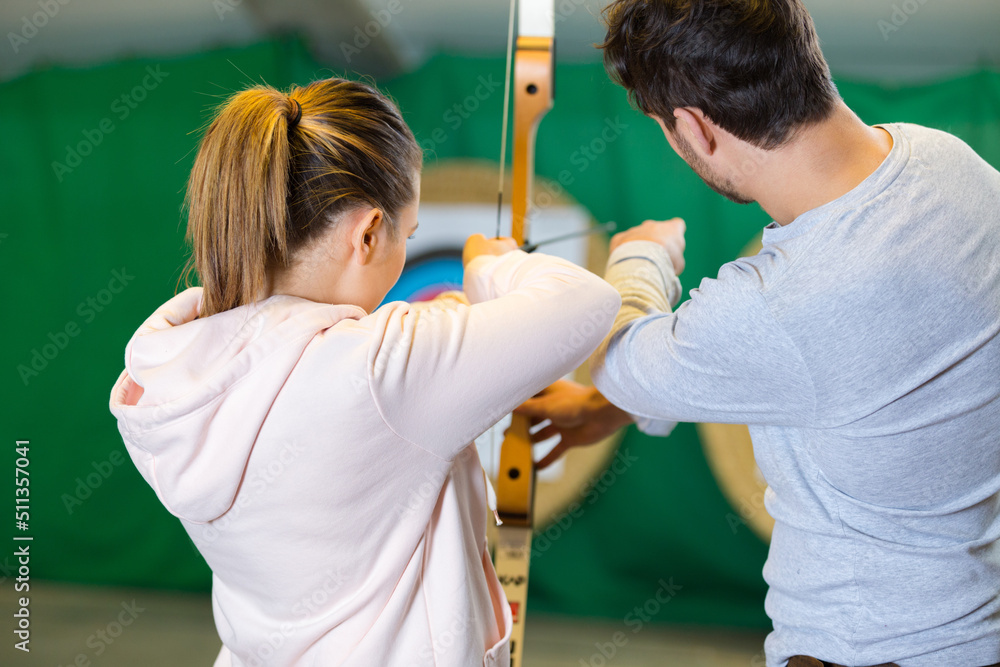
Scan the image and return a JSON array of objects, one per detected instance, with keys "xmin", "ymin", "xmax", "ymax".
[
  {"xmin": 890, "ymin": 122, "xmax": 1000, "ymax": 209},
  {"xmin": 693, "ymin": 251, "xmax": 787, "ymax": 309},
  {"xmin": 889, "ymin": 121, "xmax": 959, "ymax": 144},
  {"xmin": 891, "ymin": 122, "xmax": 989, "ymax": 167}
]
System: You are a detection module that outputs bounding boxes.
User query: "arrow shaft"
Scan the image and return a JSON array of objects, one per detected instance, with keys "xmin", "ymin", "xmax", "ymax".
[{"xmin": 518, "ymin": 220, "xmax": 617, "ymax": 253}]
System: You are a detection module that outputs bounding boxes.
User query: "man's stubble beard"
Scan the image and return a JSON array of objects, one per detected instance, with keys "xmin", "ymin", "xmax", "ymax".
[{"xmin": 673, "ymin": 130, "xmax": 755, "ymax": 205}]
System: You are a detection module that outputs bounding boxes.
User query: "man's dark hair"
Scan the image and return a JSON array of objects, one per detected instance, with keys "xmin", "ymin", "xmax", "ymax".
[{"xmin": 600, "ymin": 0, "xmax": 840, "ymax": 149}]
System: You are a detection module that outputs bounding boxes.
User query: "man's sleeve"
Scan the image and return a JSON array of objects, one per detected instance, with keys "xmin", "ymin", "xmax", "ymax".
[{"xmin": 590, "ymin": 241, "xmax": 816, "ymax": 427}]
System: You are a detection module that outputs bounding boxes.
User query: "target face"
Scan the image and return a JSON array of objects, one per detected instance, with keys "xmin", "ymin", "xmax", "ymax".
[{"xmin": 383, "ymin": 249, "xmax": 464, "ymax": 304}]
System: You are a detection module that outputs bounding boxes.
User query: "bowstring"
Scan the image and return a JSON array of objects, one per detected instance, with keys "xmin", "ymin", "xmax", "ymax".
[
  {"xmin": 496, "ymin": 0, "xmax": 516, "ymax": 240},
  {"xmin": 491, "ymin": 0, "xmax": 518, "ymax": 471}
]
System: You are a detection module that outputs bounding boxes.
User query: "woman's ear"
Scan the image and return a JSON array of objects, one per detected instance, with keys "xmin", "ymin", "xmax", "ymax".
[{"xmin": 349, "ymin": 208, "xmax": 384, "ymax": 265}]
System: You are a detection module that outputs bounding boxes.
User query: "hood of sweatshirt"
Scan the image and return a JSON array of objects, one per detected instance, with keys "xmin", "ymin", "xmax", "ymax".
[{"xmin": 109, "ymin": 287, "xmax": 365, "ymax": 524}]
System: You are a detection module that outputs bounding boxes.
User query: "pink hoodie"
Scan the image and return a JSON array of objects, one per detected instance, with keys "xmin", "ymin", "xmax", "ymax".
[{"xmin": 108, "ymin": 250, "xmax": 620, "ymax": 666}]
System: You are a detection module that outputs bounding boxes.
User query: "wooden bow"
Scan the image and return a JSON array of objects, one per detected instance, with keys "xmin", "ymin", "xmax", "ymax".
[{"xmin": 493, "ymin": 1, "xmax": 554, "ymax": 664}]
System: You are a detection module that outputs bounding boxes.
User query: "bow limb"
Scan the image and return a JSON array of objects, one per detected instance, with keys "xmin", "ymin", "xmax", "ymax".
[{"xmin": 509, "ymin": 3, "xmax": 555, "ymax": 245}]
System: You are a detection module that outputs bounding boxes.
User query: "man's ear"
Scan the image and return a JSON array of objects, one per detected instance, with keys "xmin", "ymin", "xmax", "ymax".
[
  {"xmin": 350, "ymin": 208, "xmax": 384, "ymax": 266},
  {"xmin": 674, "ymin": 107, "xmax": 715, "ymax": 155}
]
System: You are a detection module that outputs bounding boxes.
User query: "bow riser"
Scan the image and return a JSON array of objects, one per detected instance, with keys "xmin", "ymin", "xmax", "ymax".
[{"xmin": 494, "ymin": 3, "xmax": 555, "ymax": 663}]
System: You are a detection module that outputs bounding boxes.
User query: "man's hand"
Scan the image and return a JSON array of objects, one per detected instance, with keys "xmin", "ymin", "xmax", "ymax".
[
  {"xmin": 463, "ymin": 234, "xmax": 518, "ymax": 268},
  {"xmin": 609, "ymin": 218, "xmax": 686, "ymax": 275},
  {"xmin": 514, "ymin": 379, "xmax": 634, "ymax": 469}
]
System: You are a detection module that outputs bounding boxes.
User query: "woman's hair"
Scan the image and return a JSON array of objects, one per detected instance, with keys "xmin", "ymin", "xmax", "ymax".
[
  {"xmin": 181, "ymin": 77, "xmax": 422, "ymax": 317},
  {"xmin": 600, "ymin": 0, "xmax": 840, "ymax": 150}
]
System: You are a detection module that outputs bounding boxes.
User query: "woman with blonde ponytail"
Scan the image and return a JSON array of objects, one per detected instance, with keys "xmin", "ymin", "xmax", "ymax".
[{"xmin": 109, "ymin": 77, "xmax": 623, "ymax": 666}]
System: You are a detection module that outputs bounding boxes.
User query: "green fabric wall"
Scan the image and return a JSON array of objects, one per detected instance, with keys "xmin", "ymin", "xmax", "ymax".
[{"xmin": 2, "ymin": 36, "xmax": 998, "ymax": 630}]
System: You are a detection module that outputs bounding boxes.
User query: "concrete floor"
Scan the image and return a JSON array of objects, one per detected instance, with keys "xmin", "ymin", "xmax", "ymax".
[{"xmin": 3, "ymin": 581, "xmax": 767, "ymax": 666}]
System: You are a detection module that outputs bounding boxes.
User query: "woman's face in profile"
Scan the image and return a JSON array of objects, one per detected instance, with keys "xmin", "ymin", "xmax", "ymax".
[{"xmin": 355, "ymin": 172, "xmax": 420, "ymax": 313}]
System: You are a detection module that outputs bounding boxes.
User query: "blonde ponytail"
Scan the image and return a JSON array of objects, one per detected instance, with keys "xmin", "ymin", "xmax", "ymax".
[{"xmin": 181, "ymin": 79, "xmax": 421, "ymax": 317}]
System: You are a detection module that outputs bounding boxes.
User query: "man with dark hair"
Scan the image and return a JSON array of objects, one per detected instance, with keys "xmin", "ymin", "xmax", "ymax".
[{"xmin": 517, "ymin": 1, "xmax": 1000, "ymax": 666}]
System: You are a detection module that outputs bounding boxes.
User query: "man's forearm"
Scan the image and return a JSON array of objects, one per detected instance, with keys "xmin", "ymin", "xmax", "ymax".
[{"xmin": 590, "ymin": 240, "xmax": 681, "ymax": 437}]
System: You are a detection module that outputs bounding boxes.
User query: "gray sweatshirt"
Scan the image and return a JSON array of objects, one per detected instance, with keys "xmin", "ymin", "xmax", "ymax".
[{"xmin": 590, "ymin": 123, "xmax": 1000, "ymax": 667}]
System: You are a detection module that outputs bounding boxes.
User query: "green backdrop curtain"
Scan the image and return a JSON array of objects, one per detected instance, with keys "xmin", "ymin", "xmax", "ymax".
[{"xmin": 2, "ymin": 36, "xmax": 997, "ymax": 630}]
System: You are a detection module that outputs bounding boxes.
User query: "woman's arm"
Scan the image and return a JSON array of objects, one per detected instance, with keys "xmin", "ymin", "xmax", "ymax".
[{"xmin": 368, "ymin": 250, "xmax": 621, "ymax": 461}]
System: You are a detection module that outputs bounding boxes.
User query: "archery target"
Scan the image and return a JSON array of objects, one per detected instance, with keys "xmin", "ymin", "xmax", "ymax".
[{"xmin": 383, "ymin": 248, "xmax": 464, "ymax": 304}]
